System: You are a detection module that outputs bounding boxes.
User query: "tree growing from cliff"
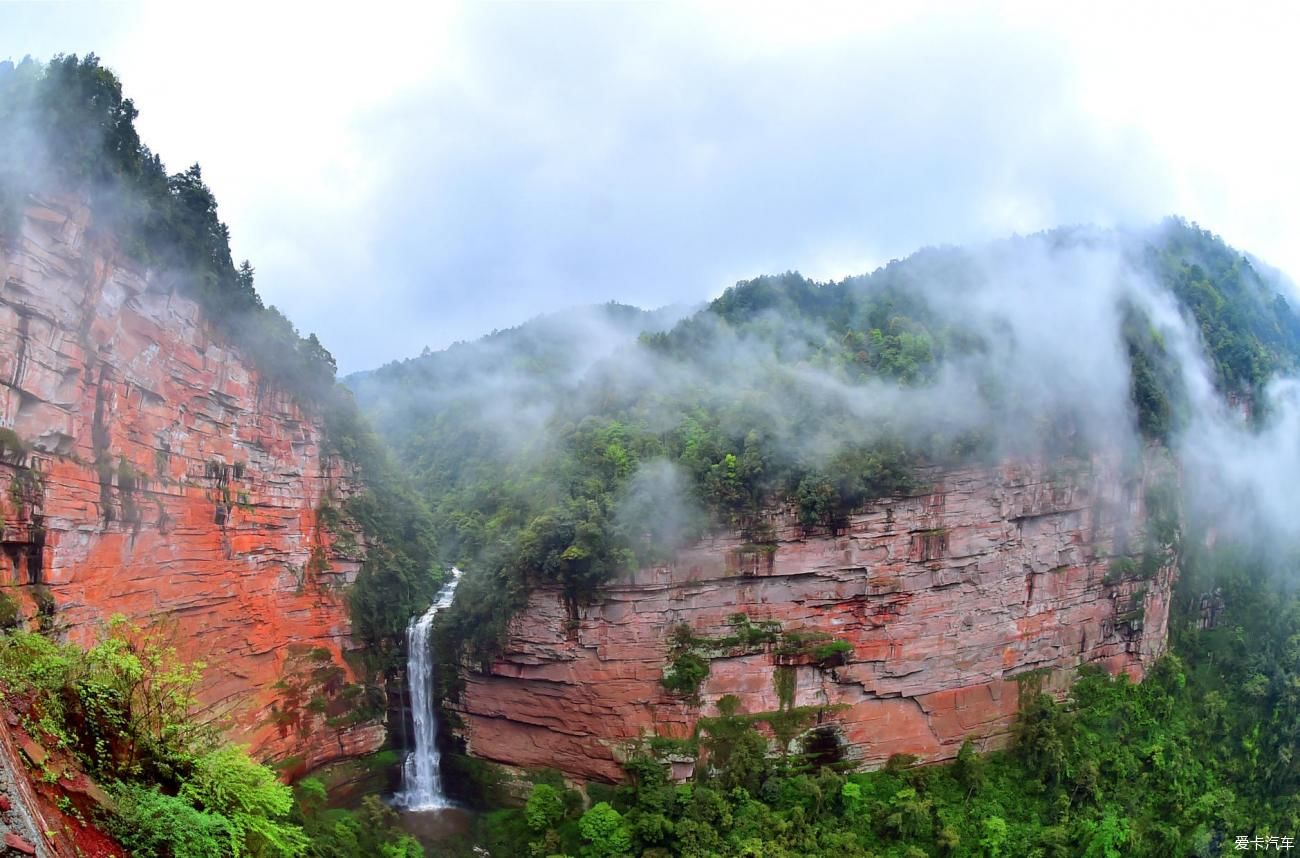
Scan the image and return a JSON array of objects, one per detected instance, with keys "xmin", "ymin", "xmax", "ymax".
[
  {"xmin": 0, "ymin": 54, "xmax": 340, "ymax": 408},
  {"xmin": 579, "ymin": 801, "xmax": 632, "ymax": 858},
  {"xmin": 78, "ymin": 614, "xmax": 208, "ymax": 776},
  {"xmin": 473, "ymin": 546, "xmax": 1300, "ymax": 857},
  {"xmin": 1, "ymin": 53, "xmax": 442, "ymax": 683}
]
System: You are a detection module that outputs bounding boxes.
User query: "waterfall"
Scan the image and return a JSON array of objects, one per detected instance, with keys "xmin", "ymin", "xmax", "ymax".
[{"xmin": 395, "ymin": 567, "xmax": 462, "ymax": 810}]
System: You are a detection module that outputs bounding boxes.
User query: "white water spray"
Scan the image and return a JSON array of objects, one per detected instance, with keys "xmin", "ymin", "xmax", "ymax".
[{"xmin": 395, "ymin": 567, "xmax": 462, "ymax": 810}]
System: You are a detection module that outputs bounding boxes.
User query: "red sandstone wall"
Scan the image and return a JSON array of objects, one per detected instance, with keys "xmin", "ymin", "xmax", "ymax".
[
  {"xmin": 451, "ymin": 456, "xmax": 1176, "ymax": 783},
  {"xmin": 0, "ymin": 195, "xmax": 383, "ymax": 768}
]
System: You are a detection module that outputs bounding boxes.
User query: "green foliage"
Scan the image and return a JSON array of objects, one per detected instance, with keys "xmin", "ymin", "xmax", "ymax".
[
  {"xmin": 0, "ymin": 427, "xmax": 27, "ymax": 459},
  {"xmin": 29, "ymin": 583, "xmax": 55, "ymax": 631},
  {"xmin": 772, "ymin": 665, "xmax": 796, "ymax": 710},
  {"xmin": 1124, "ymin": 219, "xmax": 1300, "ymax": 434},
  {"xmin": 349, "ymin": 217, "xmax": 1300, "ymax": 674},
  {"xmin": 0, "ymin": 618, "xmax": 313, "ymax": 856},
  {"xmin": 293, "ymin": 794, "xmax": 421, "ymax": 858},
  {"xmin": 795, "ymin": 444, "xmax": 918, "ymax": 532},
  {"xmin": 810, "ymin": 639, "xmax": 853, "ymax": 664},
  {"xmin": 720, "ymin": 614, "xmax": 782, "ymax": 649},
  {"xmin": 355, "ymin": 291, "xmax": 934, "ymax": 663},
  {"xmin": 526, "ymin": 782, "xmax": 568, "ymax": 833},
  {"xmin": 1105, "ymin": 556, "xmax": 1137, "ymax": 583},
  {"xmin": 83, "ymin": 615, "xmax": 209, "ymax": 776},
  {"xmin": 327, "ymin": 390, "xmax": 441, "ymax": 676},
  {"xmin": 1154, "ymin": 219, "xmax": 1300, "ymax": 394},
  {"xmin": 579, "ymin": 801, "xmax": 632, "ymax": 857},
  {"xmin": 106, "ymin": 783, "xmax": 233, "ymax": 858},
  {"xmin": 468, "ymin": 546, "xmax": 1300, "ymax": 857},
  {"xmin": 0, "ymin": 588, "xmax": 20, "ymax": 630},
  {"xmin": 180, "ymin": 746, "xmax": 308, "ymax": 857},
  {"xmin": 0, "ymin": 616, "xmax": 208, "ymax": 778},
  {"xmin": 662, "ymin": 651, "xmax": 710, "ymax": 698}
]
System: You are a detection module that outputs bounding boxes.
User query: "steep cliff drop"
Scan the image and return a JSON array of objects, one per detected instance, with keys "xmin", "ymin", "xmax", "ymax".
[
  {"xmin": 451, "ymin": 455, "xmax": 1178, "ymax": 785},
  {"xmin": 396, "ymin": 567, "xmax": 463, "ymax": 810},
  {"xmin": 0, "ymin": 195, "xmax": 382, "ymax": 770}
]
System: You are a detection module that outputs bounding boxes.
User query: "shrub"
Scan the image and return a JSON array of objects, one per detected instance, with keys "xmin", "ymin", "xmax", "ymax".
[
  {"xmin": 78, "ymin": 615, "xmax": 208, "ymax": 775},
  {"xmin": 525, "ymin": 782, "xmax": 567, "ymax": 832},
  {"xmin": 1106, "ymin": 557, "xmax": 1137, "ymax": 583},
  {"xmin": 31, "ymin": 584, "xmax": 55, "ymax": 630},
  {"xmin": 106, "ymin": 783, "xmax": 232, "ymax": 858},
  {"xmin": 180, "ymin": 746, "xmax": 308, "ymax": 857},
  {"xmin": 810, "ymin": 639, "xmax": 853, "ymax": 666},
  {"xmin": 0, "ymin": 427, "xmax": 26, "ymax": 459},
  {"xmin": 0, "ymin": 589, "xmax": 21, "ymax": 630},
  {"xmin": 661, "ymin": 651, "xmax": 709, "ymax": 697}
]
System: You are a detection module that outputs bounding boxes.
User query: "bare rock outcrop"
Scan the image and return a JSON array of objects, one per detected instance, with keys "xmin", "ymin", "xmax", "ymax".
[
  {"xmin": 0, "ymin": 196, "xmax": 380, "ymax": 768},
  {"xmin": 452, "ymin": 456, "xmax": 1176, "ymax": 783}
]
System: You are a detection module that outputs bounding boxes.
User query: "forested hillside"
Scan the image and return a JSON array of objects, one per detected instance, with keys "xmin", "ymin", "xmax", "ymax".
[
  {"xmin": 352, "ymin": 219, "xmax": 1300, "ymax": 660},
  {"xmin": 357, "ymin": 231, "xmax": 1300, "ymax": 857},
  {"xmin": 349, "ymin": 217, "xmax": 1300, "ymax": 855}
]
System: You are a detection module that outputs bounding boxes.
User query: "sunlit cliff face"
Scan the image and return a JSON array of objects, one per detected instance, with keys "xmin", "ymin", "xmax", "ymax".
[{"xmin": 0, "ymin": 195, "xmax": 382, "ymax": 770}]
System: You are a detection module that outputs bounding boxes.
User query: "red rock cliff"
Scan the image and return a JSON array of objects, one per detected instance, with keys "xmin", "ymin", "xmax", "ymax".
[
  {"xmin": 0, "ymin": 195, "xmax": 381, "ymax": 770},
  {"xmin": 451, "ymin": 455, "xmax": 1176, "ymax": 783}
]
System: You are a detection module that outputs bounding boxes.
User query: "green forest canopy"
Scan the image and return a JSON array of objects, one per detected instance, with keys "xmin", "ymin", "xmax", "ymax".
[
  {"xmin": 352, "ymin": 218, "xmax": 1300, "ymax": 660},
  {"xmin": 7, "ymin": 48, "xmax": 1300, "ymax": 858},
  {"xmin": 444, "ymin": 545, "xmax": 1300, "ymax": 858}
]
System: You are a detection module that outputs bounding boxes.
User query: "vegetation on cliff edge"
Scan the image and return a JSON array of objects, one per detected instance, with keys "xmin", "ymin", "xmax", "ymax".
[
  {"xmin": 0, "ymin": 53, "xmax": 441, "ymax": 671},
  {"xmin": 352, "ymin": 219, "xmax": 1300, "ymax": 667},
  {"xmin": 427, "ymin": 546, "xmax": 1300, "ymax": 858},
  {"xmin": 0, "ymin": 613, "xmax": 422, "ymax": 857}
]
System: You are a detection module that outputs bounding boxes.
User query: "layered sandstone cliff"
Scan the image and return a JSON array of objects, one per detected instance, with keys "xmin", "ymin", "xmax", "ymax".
[
  {"xmin": 0, "ymin": 195, "xmax": 381, "ymax": 769},
  {"xmin": 451, "ymin": 455, "xmax": 1176, "ymax": 783}
]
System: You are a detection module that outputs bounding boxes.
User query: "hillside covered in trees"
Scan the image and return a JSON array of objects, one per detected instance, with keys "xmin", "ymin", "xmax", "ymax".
[
  {"xmin": 349, "ymin": 218, "xmax": 1300, "ymax": 856},
  {"xmin": 8, "ymin": 48, "xmax": 1300, "ymax": 858},
  {"xmin": 351, "ymin": 217, "xmax": 1300, "ymax": 659},
  {"xmin": 346, "ymin": 230, "xmax": 1300, "ymax": 858}
]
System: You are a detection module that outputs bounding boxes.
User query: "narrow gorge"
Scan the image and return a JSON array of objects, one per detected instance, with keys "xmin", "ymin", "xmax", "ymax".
[{"xmin": 5, "ymin": 47, "xmax": 1300, "ymax": 858}]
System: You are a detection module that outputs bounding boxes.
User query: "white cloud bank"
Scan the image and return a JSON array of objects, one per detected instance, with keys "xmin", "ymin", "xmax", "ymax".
[{"xmin": 4, "ymin": 1, "xmax": 1300, "ymax": 371}]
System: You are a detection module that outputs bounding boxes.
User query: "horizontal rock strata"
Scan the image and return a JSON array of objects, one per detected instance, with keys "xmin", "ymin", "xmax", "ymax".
[
  {"xmin": 0, "ymin": 196, "xmax": 379, "ymax": 767},
  {"xmin": 452, "ymin": 457, "xmax": 1176, "ymax": 782}
]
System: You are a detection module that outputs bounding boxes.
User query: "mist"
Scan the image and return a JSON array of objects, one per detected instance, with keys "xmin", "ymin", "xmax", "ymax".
[{"xmin": 352, "ymin": 217, "xmax": 1300, "ymax": 586}]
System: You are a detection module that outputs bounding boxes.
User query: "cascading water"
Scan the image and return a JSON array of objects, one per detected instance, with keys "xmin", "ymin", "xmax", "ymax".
[{"xmin": 395, "ymin": 567, "xmax": 462, "ymax": 810}]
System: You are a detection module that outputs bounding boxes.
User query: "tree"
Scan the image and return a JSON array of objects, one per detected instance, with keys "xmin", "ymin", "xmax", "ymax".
[
  {"xmin": 180, "ymin": 746, "xmax": 309, "ymax": 857},
  {"xmin": 79, "ymin": 614, "xmax": 208, "ymax": 774},
  {"xmin": 579, "ymin": 802, "xmax": 632, "ymax": 858},
  {"xmin": 525, "ymin": 783, "xmax": 566, "ymax": 832}
]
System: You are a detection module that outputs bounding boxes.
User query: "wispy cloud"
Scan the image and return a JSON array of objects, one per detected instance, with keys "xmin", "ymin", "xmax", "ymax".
[{"xmin": 5, "ymin": 2, "xmax": 1300, "ymax": 371}]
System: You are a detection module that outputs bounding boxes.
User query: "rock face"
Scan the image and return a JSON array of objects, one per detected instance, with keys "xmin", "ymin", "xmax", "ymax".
[
  {"xmin": 451, "ymin": 456, "xmax": 1177, "ymax": 783},
  {"xmin": 0, "ymin": 195, "xmax": 382, "ymax": 768}
]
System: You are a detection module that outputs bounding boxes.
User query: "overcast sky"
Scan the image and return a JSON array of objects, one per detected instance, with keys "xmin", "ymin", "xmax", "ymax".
[{"xmin": 5, "ymin": 2, "xmax": 1300, "ymax": 373}]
